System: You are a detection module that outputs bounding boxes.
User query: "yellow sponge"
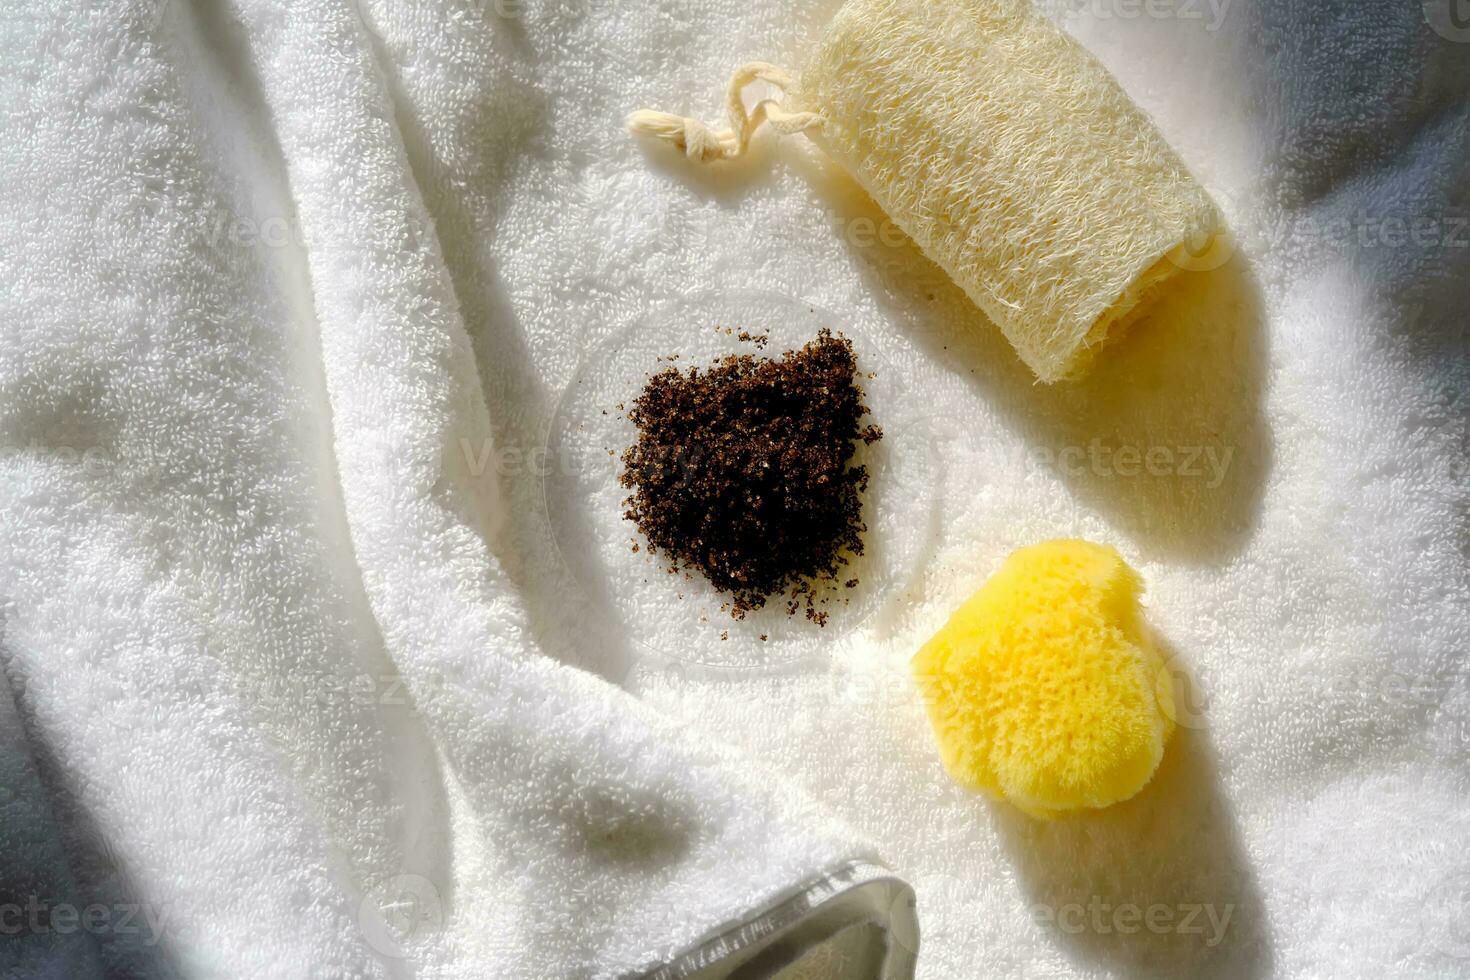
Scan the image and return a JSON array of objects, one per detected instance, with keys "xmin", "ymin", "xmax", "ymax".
[{"xmin": 913, "ymin": 540, "xmax": 1174, "ymax": 818}]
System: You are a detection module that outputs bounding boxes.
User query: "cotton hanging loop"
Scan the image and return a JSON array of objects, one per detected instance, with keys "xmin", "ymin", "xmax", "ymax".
[
  {"xmin": 627, "ymin": 0, "xmax": 1222, "ymax": 383},
  {"xmin": 626, "ymin": 62, "xmax": 823, "ymax": 162}
]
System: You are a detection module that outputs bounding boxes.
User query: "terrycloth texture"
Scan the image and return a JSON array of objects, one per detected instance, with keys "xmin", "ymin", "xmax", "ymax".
[
  {"xmin": 0, "ymin": 1, "xmax": 914, "ymax": 978},
  {"xmin": 2, "ymin": 2, "xmax": 1468, "ymax": 980},
  {"xmin": 791, "ymin": 0, "xmax": 1221, "ymax": 381},
  {"xmin": 913, "ymin": 540, "xmax": 1175, "ymax": 818}
]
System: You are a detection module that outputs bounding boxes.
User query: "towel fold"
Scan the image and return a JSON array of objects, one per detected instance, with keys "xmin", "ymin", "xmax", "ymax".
[{"xmin": 0, "ymin": 0, "xmax": 915, "ymax": 976}]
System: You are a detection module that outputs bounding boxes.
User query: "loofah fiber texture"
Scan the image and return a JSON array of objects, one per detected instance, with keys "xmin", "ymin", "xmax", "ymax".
[
  {"xmin": 912, "ymin": 540, "xmax": 1175, "ymax": 819},
  {"xmin": 790, "ymin": 0, "xmax": 1221, "ymax": 382}
]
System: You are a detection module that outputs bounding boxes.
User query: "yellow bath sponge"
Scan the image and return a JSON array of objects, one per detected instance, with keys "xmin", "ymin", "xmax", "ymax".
[{"xmin": 913, "ymin": 540, "xmax": 1174, "ymax": 818}]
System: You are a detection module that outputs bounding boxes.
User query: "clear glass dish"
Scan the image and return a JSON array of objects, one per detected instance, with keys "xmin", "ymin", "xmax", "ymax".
[{"xmin": 541, "ymin": 290, "xmax": 933, "ymax": 669}]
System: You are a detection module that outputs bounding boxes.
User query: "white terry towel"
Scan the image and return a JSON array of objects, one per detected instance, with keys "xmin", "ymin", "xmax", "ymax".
[{"xmin": 0, "ymin": 0, "xmax": 916, "ymax": 977}]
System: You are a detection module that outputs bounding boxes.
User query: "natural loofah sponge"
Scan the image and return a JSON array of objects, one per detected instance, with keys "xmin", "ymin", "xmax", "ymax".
[
  {"xmin": 912, "ymin": 540, "xmax": 1174, "ymax": 818},
  {"xmin": 629, "ymin": 0, "xmax": 1220, "ymax": 382}
]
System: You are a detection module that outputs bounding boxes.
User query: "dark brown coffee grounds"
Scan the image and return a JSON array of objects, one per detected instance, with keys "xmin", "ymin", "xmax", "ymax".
[{"xmin": 619, "ymin": 329, "xmax": 881, "ymax": 622}]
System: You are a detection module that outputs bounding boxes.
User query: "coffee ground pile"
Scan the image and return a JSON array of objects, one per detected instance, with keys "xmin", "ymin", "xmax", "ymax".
[{"xmin": 619, "ymin": 328, "xmax": 881, "ymax": 622}]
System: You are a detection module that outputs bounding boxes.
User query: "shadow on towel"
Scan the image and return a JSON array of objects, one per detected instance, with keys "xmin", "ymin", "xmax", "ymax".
[
  {"xmin": 991, "ymin": 634, "xmax": 1273, "ymax": 978},
  {"xmin": 362, "ymin": 4, "xmax": 650, "ymax": 686},
  {"xmin": 1248, "ymin": 0, "xmax": 1470, "ymax": 392},
  {"xmin": 633, "ymin": 128, "xmax": 792, "ymax": 207},
  {"xmin": 0, "ymin": 656, "xmax": 181, "ymax": 979},
  {"xmin": 792, "ymin": 151, "xmax": 1273, "ymax": 566}
]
